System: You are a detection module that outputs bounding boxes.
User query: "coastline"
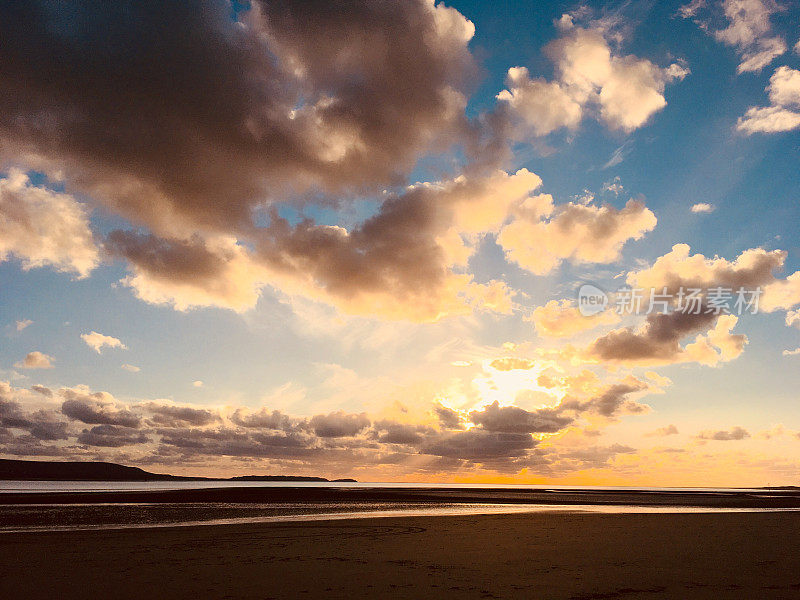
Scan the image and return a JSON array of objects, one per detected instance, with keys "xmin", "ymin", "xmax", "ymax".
[
  {"xmin": 3, "ymin": 484, "xmax": 800, "ymax": 508},
  {"xmin": 2, "ymin": 511, "xmax": 799, "ymax": 599}
]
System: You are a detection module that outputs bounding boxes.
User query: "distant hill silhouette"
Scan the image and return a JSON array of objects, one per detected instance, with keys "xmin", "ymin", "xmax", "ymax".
[{"xmin": 0, "ymin": 459, "xmax": 356, "ymax": 482}]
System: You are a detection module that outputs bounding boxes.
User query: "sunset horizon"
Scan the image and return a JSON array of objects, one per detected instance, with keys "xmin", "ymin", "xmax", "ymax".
[
  {"xmin": 2, "ymin": 1, "xmax": 800, "ymax": 598},
  {"xmin": 1, "ymin": 0, "xmax": 800, "ymax": 491}
]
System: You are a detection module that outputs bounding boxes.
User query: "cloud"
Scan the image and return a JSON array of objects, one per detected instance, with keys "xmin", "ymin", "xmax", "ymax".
[
  {"xmin": 231, "ymin": 408, "xmax": 294, "ymax": 431},
  {"xmin": 498, "ymin": 197, "xmax": 657, "ymax": 275},
  {"xmin": 0, "ymin": 1, "xmax": 478, "ymax": 236},
  {"xmin": 420, "ymin": 429, "xmax": 537, "ymax": 461},
  {"xmin": 678, "ymin": 0, "xmax": 706, "ymax": 19},
  {"xmin": 309, "ymin": 411, "xmax": 370, "ymax": 438},
  {"xmin": 103, "ymin": 169, "xmax": 539, "ymax": 320},
  {"xmin": 547, "ymin": 443, "xmax": 637, "ymax": 470},
  {"xmin": 77, "ymin": 425, "xmax": 150, "ymax": 448},
  {"xmin": 0, "ymin": 170, "xmax": 98, "ymax": 277},
  {"xmin": 602, "ymin": 142, "xmax": 634, "ymax": 170},
  {"xmin": 783, "ymin": 347, "xmax": 800, "ymax": 356},
  {"xmin": 61, "ymin": 388, "xmax": 141, "ymax": 428},
  {"xmin": 0, "ymin": 374, "xmax": 661, "ymax": 475},
  {"xmin": 143, "ymin": 403, "xmax": 220, "ymax": 428},
  {"xmin": 80, "ymin": 331, "xmax": 127, "ymax": 354},
  {"xmin": 488, "ymin": 358, "xmax": 536, "ymax": 371},
  {"xmin": 373, "ymin": 420, "xmax": 436, "ymax": 445},
  {"xmin": 470, "ymin": 401, "xmax": 574, "ymax": 434},
  {"xmin": 737, "ymin": 105, "xmax": 800, "ymax": 133},
  {"xmin": 587, "ymin": 311, "xmax": 747, "ymax": 367},
  {"xmin": 105, "ymin": 232, "xmax": 268, "ymax": 313},
  {"xmin": 764, "ymin": 65, "xmax": 800, "ymax": 107},
  {"xmin": 529, "ymin": 299, "xmax": 620, "ymax": 338},
  {"xmin": 691, "ymin": 203, "xmax": 715, "ymax": 213},
  {"xmin": 0, "ymin": 383, "xmax": 68, "ymax": 441},
  {"xmin": 626, "ymin": 243, "xmax": 800, "ymax": 312},
  {"xmin": 786, "ymin": 310, "xmax": 800, "ymax": 328},
  {"xmin": 559, "ymin": 377, "xmax": 651, "ymax": 419},
  {"xmin": 192, "ymin": 380, "xmax": 204, "ymax": 388},
  {"xmin": 497, "ymin": 24, "xmax": 688, "ymax": 135},
  {"xmin": 121, "ymin": 364, "xmax": 140, "ymax": 373},
  {"xmin": 710, "ymin": 0, "xmax": 787, "ymax": 73},
  {"xmin": 434, "ymin": 404, "xmax": 464, "ymax": 430},
  {"xmin": 646, "ymin": 424, "xmax": 679, "ymax": 437},
  {"xmin": 15, "ymin": 319, "xmax": 32, "ymax": 331},
  {"xmin": 496, "ymin": 67, "xmax": 583, "ymax": 136},
  {"xmin": 738, "ymin": 66, "xmax": 800, "ymax": 133},
  {"xmin": 603, "ymin": 177, "xmax": 624, "ymax": 196},
  {"xmin": 698, "ymin": 426, "xmax": 750, "ymax": 440},
  {"xmin": 14, "ymin": 351, "xmax": 54, "ymax": 369},
  {"xmin": 680, "ymin": 0, "xmax": 788, "ymax": 74}
]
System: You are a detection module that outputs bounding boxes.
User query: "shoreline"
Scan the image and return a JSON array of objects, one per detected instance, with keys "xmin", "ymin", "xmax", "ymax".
[
  {"xmin": 2, "ymin": 484, "xmax": 800, "ymax": 508},
  {"xmin": 2, "ymin": 511, "xmax": 799, "ymax": 599},
  {"xmin": 3, "ymin": 485, "xmax": 800, "ymax": 532}
]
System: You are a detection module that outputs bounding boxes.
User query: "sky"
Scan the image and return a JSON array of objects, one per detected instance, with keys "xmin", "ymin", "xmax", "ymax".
[{"xmin": 1, "ymin": 0, "xmax": 799, "ymax": 485}]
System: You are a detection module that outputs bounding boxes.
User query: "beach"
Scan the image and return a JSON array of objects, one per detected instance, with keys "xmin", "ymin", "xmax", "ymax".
[{"xmin": 2, "ymin": 511, "xmax": 799, "ymax": 599}]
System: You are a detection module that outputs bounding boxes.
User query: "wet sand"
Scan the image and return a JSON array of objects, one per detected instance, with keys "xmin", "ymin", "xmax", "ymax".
[
  {"xmin": 3, "ymin": 484, "xmax": 800, "ymax": 508},
  {"xmin": 2, "ymin": 511, "xmax": 799, "ymax": 599}
]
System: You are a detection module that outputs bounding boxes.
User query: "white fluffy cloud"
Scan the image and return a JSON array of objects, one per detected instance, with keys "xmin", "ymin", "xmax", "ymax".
[
  {"xmin": 691, "ymin": 203, "xmax": 715, "ymax": 213},
  {"xmin": 14, "ymin": 351, "xmax": 55, "ymax": 369},
  {"xmin": 497, "ymin": 23, "xmax": 688, "ymax": 134},
  {"xmin": 498, "ymin": 196, "xmax": 657, "ymax": 275},
  {"xmin": 529, "ymin": 299, "xmax": 620, "ymax": 338},
  {"xmin": 15, "ymin": 319, "xmax": 32, "ymax": 332},
  {"xmin": 0, "ymin": 170, "xmax": 98, "ymax": 277},
  {"xmin": 105, "ymin": 169, "xmax": 544, "ymax": 320},
  {"xmin": 496, "ymin": 67, "xmax": 583, "ymax": 136},
  {"xmin": 627, "ymin": 243, "xmax": 800, "ymax": 313},
  {"xmin": 80, "ymin": 332, "xmax": 127, "ymax": 354},
  {"xmin": 713, "ymin": 0, "xmax": 786, "ymax": 73},
  {"xmin": 738, "ymin": 66, "xmax": 800, "ymax": 134}
]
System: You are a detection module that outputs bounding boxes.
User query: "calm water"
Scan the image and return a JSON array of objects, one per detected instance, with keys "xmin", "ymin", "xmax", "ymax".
[
  {"xmin": 3, "ymin": 480, "xmax": 796, "ymax": 533},
  {"xmin": 0, "ymin": 480, "xmax": 774, "ymax": 493},
  {"xmin": 2, "ymin": 501, "xmax": 799, "ymax": 534}
]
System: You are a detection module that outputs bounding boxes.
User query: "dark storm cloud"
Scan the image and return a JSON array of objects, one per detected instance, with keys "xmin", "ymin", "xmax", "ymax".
[
  {"xmin": 560, "ymin": 380, "xmax": 650, "ymax": 418},
  {"xmin": 1, "ymin": 376, "xmax": 653, "ymax": 474},
  {"xmin": 434, "ymin": 404, "xmax": 464, "ymax": 430},
  {"xmin": 420, "ymin": 429, "xmax": 537, "ymax": 461},
  {"xmin": 469, "ymin": 401, "xmax": 573, "ymax": 433},
  {"xmin": 373, "ymin": 420, "xmax": 436, "ymax": 445},
  {"xmin": 310, "ymin": 411, "xmax": 370, "ymax": 438},
  {"xmin": 77, "ymin": 424, "xmax": 150, "ymax": 447},
  {"xmin": 0, "ymin": 399, "xmax": 31, "ymax": 429},
  {"xmin": 0, "ymin": 399, "xmax": 68, "ymax": 440},
  {"xmin": 157, "ymin": 427, "xmax": 320, "ymax": 459},
  {"xmin": 230, "ymin": 408, "xmax": 294, "ymax": 431},
  {"xmin": 144, "ymin": 403, "xmax": 221, "ymax": 428},
  {"xmin": 0, "ymin": 0, "xmax": 477, "ymax": 234},
  {"xmin": 61, "ymin": 390, "xmax": 141, "ymax": 428},
  {"xmin": 31, "ymin": 385, "xmax": 53, "ymax": 397},
  {"xmin": 257, "ymin": 187, "xmax": 450, "ymax": 300},
  {"xmin": 588, "ymin": 310, "xmax": 718, "ymax": 362},
  {"xmin": 27, "ymin": 411, "xmax": 70, "ymax": 441},
  {"xmin": 0, "ymin": 434, "xmax": 70, "ymax": 457},
  {"xmin": 105, "ymin": 232, "xmax": 239, "ymax": 290}
]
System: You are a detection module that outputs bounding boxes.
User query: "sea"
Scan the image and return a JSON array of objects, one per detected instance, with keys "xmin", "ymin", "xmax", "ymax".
[{"xmin": 1, "ymin": 480, "xmax": 798, "ymax": 533}]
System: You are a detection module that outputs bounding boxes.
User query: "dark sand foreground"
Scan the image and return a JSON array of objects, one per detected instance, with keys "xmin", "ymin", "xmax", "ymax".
[{"xmin": 2, "ymin": 511, "xmax": 799, "ymax": 599}]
